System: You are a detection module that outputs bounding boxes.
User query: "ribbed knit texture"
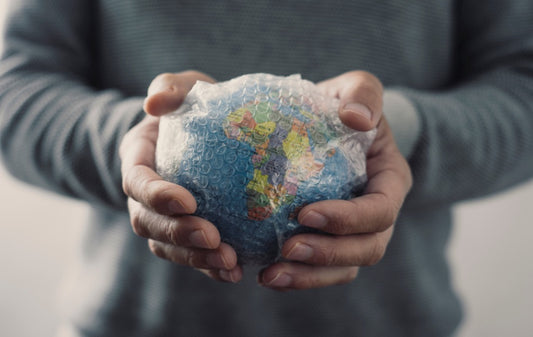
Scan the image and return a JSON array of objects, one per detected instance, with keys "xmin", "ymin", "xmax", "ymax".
[{"xmin": 1, "ymin": 1, "xmax": 532, "ymax": 336}]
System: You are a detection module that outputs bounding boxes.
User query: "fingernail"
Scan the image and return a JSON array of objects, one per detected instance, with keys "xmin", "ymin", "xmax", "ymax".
[
  {"xmin": 286, "ymin": 243, "xmax": 314, "ymax": 261},
  {"xmin": 168, "ymin": 199, "xmax": 186, "ymax": 214},
  {"xmin": 267, "ymin": 273, "xmax": 292, "ymax": 288},
  {"xmin": 343, "ymin": 103, "xmax": 372, "ymax": 121},
  {"xmin": 189, "ymin": 230, "xmax": 210, "ymax": 248},
  {"xmin": 300, "ymin": 211, "xmax": 328, "ymax": 228}
]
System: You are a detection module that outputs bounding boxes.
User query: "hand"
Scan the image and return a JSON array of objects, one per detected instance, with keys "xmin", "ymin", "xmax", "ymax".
[
  {"xmin": 120, "ymin": 71, "xmax": 243, "ymax": 283},
  {"xmin": 259, "ymin": 71, "xmax": 412, "ymax": 290}
]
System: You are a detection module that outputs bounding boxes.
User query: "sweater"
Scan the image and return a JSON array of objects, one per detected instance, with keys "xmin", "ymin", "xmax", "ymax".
[{"xmin": 1, "ymin": 1, "xmax": 533, "ymax": 336}]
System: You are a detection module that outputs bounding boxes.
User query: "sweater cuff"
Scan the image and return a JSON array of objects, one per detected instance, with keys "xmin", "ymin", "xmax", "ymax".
[{"xmin": 383, "ymin": 90, "xmax": 420, "ymax": 159}]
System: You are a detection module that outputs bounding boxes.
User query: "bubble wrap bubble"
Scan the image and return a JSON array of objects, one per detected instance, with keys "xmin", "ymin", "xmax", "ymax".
[{"xmin": 156, "ymin": 74, "xmax": 376, "ymax": 265}]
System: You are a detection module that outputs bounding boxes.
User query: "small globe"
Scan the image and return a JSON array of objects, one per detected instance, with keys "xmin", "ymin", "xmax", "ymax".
[{"xmin": 156, "ymin": 74, "xmax": 375, "ymax": 265}]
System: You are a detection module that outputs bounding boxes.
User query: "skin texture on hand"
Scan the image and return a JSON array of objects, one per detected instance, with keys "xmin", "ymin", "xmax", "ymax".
[
  {"xmin": 257, "ymin": 71, "xmax": 413, "ymax": 290},
  {"xmin": 120, "ymin": 70, "xmax": 412, "ymax": 290},
  {"xmin": 120, "ymin": 71, "xmax": 243, "ymax": 283}
]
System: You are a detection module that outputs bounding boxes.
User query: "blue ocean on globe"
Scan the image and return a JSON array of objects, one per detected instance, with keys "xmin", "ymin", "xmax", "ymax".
[{"xmin": 156, "ymin": 74, "xmax": 375, "ymax": 265}]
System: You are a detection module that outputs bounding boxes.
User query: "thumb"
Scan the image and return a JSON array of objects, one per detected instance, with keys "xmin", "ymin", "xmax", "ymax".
[
  {"xmin": 318, "ymin": 71, "xmax": 383, "ymax": 131},
  {"xmin": 144, "ymin": 70, "xmax": 216, "ymax": 117}
]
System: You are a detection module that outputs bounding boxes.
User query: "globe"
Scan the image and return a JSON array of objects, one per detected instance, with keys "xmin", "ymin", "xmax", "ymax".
[{"xmin": 156, "ymin": 74, "xmax": 375, "ymax": 265}]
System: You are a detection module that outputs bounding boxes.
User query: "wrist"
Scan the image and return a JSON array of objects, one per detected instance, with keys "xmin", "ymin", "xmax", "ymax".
[{"xmin": 383, "ymin": 90, "xmax": 420, "ymax": 159}]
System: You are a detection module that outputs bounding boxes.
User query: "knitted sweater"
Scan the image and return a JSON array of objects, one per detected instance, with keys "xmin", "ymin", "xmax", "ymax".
[{"xmin": 1, "ymin": 1, "xmax": 532, "ymax": 336}]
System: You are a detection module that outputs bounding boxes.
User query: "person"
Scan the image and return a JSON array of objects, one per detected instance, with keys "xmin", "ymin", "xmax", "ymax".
[{"xmin": 0, "ymin": 1, "xmax": 532, "ymax": 336}]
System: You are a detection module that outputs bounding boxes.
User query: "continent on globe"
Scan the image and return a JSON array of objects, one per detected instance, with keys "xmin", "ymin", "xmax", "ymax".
[
  {"xmin": 223, "ymin": 101, "xmax": 331, "ymax": 221},
  {"xmin": 156, "ymin": 74, "xmax": 376, "ymax": 265}
]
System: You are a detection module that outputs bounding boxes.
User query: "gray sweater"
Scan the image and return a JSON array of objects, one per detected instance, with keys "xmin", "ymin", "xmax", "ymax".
[{"xmin": 1, "ymin": 1, "xmax": 533, "ymax": 336}]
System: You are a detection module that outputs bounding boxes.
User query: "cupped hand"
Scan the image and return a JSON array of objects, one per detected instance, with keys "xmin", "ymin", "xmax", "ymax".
[
  {"xmin": 259, "ymin": 71, "xmax": 413, "ymax": 290},
  {"xmin": 120, "ymin": 71, "xmax": 243, "ymax": 283}
]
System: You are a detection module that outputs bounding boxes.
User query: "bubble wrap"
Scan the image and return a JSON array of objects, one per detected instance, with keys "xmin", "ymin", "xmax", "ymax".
[{"xmin": 156, "ymin": 74, "xmax": 376, "ymax": 265}]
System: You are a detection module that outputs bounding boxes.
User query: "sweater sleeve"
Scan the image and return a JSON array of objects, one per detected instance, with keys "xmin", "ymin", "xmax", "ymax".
[
  {"xmin": 0, "ymin": 0, "xmax": 144, "ymax": 210},
  {"xmin": 399, "ymin": 0, "xmax": 533, "ymax": 207}
]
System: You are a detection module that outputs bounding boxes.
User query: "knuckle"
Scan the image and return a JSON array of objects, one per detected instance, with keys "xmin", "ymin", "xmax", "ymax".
[
  {"xmin": 344, "ymin": 71, "xmax": 383, "ymax": 104},
  {"xmin": 144, "ymin": 178, "xmax": 160, "ymax": 201},
  {"xmin": 386, "ymin": 202, "xmax": 401, "ymax": 230},
  {"xmin": 345, "ymin": 70, "xmax": 363, "ymax": 81},
  {"xmin": 164, "ymin": 221, "xmax": 178, "ymax": 246},
  {"xmin": 358, "ymin": 70, "xmax": 373, "ymax": 79},
  {"xmin": 185, "ymin": 249, "xmax": 204, "ymax": 267},
  {"xmin": 327, "ymin": 220, "xmax": 345, "ymax": 236},
  {"xmin": 373, "ymin": 193, "xmax": 398, "ymax": 232},
  {"xmin": 321, "ymin": 245, "xmax": 342, "ymax": 266},
  {"xmin": 326, "ymin": 201, "xmax": 357, "ymax": 235},
  {"xmin": 346, "ymin": 70, "xmax": 373, "ymax": 83},
  {"xmin": 355, "ymin": 71, "xmax": 382, "ymax": 89},
  {"xmin": 130, "ymin": 207, "xmax": 149, "ymax": 238},
  {"xmin": 182, "ymin": 70, "xmax": 200, "ymax": 78},
  {"xmin": 145, "ymin": 180, "xmax": 170, "ymax": 211},
  {"xmin": 122, "ymin": 177, "xmax": 131, "ymax": 196},
  {"xmin": 123, "ymin": 165, "xmax": 145, "ymax": 198},
  {"xmin": 137, "ymin": 174, "xmax": 169, "ymax": 212},
  {"xmin": 339, "ymin": 217, "xmax": 355, "ymax": 236},
  {"xmin": 122, "ymin": 168, "xmax": 136, "ymax": 197},
  {"xmin": 119, "ymin": 132, "xmax": 133, "ymax": 159},
  {"xmin": 182, "ymin": 70, "xmax": 215, "ymax": 84},
  {"xmin": 156, "ymin": 72, "xmax": 175, "ymax": 85},
  {"xmin": 382, "ymin": 202, "xmax": 397, "ymax": 231},
  {"xmin": 148, "ymin": 240, "xmax": 165, "ymax": 258},
  {"xmin": 330, "ymin": 216, "xmax": 354, "ymax": 236}
]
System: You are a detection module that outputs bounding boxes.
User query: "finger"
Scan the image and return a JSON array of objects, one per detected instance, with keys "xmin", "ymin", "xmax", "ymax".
[
  {"xmin": 119, "ymin": 115, "xmax": 159, "ymax": 170},
  {"xmin": 298, "ymin": 143, "xmax": 411, "ymax": 235},
  {"xmin": 120, "ymin": 116, "xmax": 196, "ymax": 215},
  {"xmin": 298, "ymin": 194, "xmax": 397, "ymax": 235},
  {"xmin": 128, "ymin": 198, "xmax": 218, "ymax": 249},
  {"xmin": 198, "ymin": 267, "xmax": 244, "ymax": 284},
  {"xmin": 281, "ymin": 227, "xmax": 394, "ymax": 266},
  {"xmin": 123, "ymin": 164, "xmax": 196, "ymax": 215},
  {"xmin": 144, "ymin": 70, "xmax": 216, "ymax": 116},
  {"xmin": 259, "ymin": 262, "xmax": 358, "ymax": 290},
  {"xmin": 149, "ymin": 240, "xmax": 238, "ymax": 271},
  {"xmin": 317, "ymin": 71, "xmax": 383, "ymax": 131}
]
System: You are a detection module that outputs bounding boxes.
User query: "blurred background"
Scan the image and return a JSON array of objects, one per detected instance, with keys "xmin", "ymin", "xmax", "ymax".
[{"xmin": 0, "ymin": 1, "xmax": 532, "ymax": 336}]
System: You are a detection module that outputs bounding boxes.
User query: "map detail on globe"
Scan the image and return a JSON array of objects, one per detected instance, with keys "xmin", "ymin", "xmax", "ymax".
[
  {"xmin": 156, "ymin": 74, "xmax": 376, "ymax": 264},
  {"xmin": 224, "ymin": 100, "xmax": 336, "ymax": 221}
]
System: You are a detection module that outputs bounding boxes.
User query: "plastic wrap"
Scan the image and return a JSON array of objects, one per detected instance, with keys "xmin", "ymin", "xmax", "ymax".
[{"xmin": 156, "ymin": 74, "xmax": 376, "ymax": 265}]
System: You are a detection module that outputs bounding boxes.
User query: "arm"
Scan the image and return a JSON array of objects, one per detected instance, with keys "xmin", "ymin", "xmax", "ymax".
[
  {"xmin": 398, "ymin": 0, "xmax": 533, "ymax": 207},
  {"xmin": 0, "ymin": 2, "xmax": 241, "ymax": 282},
  {"xmin": 259, "ymin": 1, "xmax": 533, "ymax": 290},
  {"xmin": 0, "ymin": 0, "xmax": 144, "ymax": 210}
]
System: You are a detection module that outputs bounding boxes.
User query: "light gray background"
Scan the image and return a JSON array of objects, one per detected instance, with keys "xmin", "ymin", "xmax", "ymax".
[{"xmin": 1, "ymin": 1, "xmax": 532, "ymax": 335}]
